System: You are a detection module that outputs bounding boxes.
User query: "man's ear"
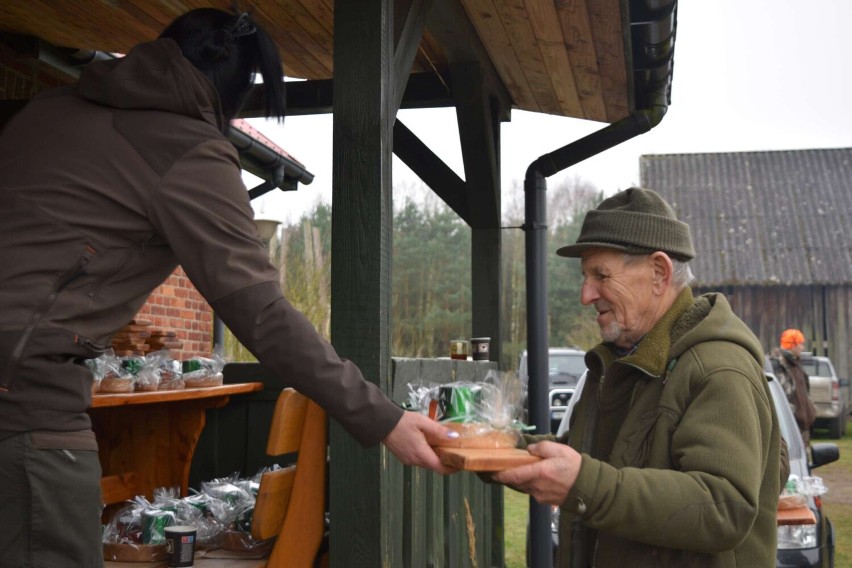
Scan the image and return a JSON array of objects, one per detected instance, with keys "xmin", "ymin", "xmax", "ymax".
[{"xmin": 649, "ymin": 251, "xmax": 673, "ymax": 294}]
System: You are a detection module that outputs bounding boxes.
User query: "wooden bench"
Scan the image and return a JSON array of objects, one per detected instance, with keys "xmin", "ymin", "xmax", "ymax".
[{"xmin": 105, "ymin": 388, "xmax": 328, "ymax": 568}]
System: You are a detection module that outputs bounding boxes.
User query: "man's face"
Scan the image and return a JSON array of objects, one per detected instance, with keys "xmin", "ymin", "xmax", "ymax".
[{"xmin": 579, "ymin": 248, "xmax": 662, "ymax": 349}]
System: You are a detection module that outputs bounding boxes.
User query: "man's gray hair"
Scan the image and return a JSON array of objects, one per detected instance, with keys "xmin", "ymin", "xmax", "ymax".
[{"xmin": 624, "ymin": 253, "xmax": 695, "ymax": 290}]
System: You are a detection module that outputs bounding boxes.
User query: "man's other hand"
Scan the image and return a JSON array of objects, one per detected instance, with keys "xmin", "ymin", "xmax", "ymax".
[{"xmin": 491, "ymin": 441, "xmax": 582, "ymax": 506}]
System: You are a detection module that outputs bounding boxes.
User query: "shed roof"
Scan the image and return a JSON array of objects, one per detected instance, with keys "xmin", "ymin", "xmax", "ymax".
[{"xmin": 640, "ymin": 148, "xmax": 852, "ymax": 287}]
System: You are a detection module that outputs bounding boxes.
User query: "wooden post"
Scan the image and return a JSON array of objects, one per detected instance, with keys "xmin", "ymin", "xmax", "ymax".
[
  {"xmin": 452, "ymin": 61, "xmax": 505, "ymax": 369},
  {"xmin": 330, "ymin": 0, "xmax": 397, "ymax": 565}
]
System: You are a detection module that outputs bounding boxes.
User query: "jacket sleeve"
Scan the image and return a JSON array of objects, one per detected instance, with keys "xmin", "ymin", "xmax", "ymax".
[
  {"xmin": 146, "ymin": 139, "xmax": 403, "ymax": 447},
  {"xmin": 565, "ymin": 356, "xmax": 773, "ymax": 552}
]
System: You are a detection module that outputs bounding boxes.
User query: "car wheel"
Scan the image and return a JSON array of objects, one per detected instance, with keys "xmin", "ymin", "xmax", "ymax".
[{"xmin": 828, "ymin": 414, "xmax": 844, "ymax": 439}]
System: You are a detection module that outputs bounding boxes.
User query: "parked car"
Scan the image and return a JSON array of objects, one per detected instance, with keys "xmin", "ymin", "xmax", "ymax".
[
  {"xmin": 799, "ymin": 354, "xmax": 849, "ymax": 439},
  {"xmin": 546, "ymin": 370, "xmax": 839, "ymax": 567},
  {"xmin": 518, "ymin": 347, "xmax": 587, "ymax": 433},
  {"xmin": 768, "ymin": 371, "xmax": 839, "ymax": 567}
]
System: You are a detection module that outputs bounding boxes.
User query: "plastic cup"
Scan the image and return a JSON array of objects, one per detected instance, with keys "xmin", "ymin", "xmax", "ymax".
[{"xmin": 164, "ymin": 525, "xmax": 197, "ymax": 567}]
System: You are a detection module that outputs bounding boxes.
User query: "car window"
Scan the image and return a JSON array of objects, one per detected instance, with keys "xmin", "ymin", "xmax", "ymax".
[
  {"xmin": 549, "ymin": 354, "xmax": 586, "ymax": 377},
  {"xmin": 801, "ymin": 359, "xmax": 829, "ymax": 377}
]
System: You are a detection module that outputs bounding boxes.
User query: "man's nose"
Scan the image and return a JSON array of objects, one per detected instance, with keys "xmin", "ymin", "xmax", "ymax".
[{"xmin": 580, "ymin": 280, "xmax": 598, "ymax": 305}]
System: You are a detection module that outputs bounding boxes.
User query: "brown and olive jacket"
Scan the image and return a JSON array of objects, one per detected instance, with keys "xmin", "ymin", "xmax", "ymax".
[
  {"xmin": 769, "ymin": 348, "xmax": 816, "ymax": 432},
  {"xmin": 0, "ymin": 38, "xmax": 401, "ymax": 445},
  {"xmin": 530, "ymin": 289, "xmax": 781, "ymax": 567}
]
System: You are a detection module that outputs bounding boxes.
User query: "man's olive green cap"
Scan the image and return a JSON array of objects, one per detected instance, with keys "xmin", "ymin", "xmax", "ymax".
[{"xmin": 556, "ymin": 187, "xmax": 695, "ymax": 261}]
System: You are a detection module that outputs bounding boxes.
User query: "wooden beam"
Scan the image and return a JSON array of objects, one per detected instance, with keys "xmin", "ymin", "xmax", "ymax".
[
  {"xmin": 392, "ymin": 0, "xmax": 434, "ymax": 114},
  {"xmin": 452, "ymin": 61, "xmax": 500, "ymax": 230},
  {"xmin": 450, "ymin": 60, "xmax": 504, "ymax": 372},
  {"xmin": 329, "ymin": 0, "xmax": 398, "ymax": 566},
  {"xmin": 240, "ymin": 73, "xmax": 453, "ymax": 117},
  {"xmin": 392, "ymin": 120, "xmax": 470, "ymax": 222},
  {"xmin": 426, "ymin": 0, "xmax": 511, "ymax": 121}
]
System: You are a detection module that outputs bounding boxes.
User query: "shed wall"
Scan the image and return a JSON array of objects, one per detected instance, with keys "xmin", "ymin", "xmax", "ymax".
[{"xmin": 696, "ymin": 284, "xmax": 851, "ymax": 381}]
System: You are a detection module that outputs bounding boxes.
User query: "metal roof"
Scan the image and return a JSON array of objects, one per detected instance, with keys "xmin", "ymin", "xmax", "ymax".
[{"xmin": 640, "ymin": 148, "xmax": 852, "ymax": 287}]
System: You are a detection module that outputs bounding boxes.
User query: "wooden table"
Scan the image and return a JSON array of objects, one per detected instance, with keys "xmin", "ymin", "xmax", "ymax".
[{"xmin": 89, "ymin": 383, "xmax": 264, "ymax": 506}]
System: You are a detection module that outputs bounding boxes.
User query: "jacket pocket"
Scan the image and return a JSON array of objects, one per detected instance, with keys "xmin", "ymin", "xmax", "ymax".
[
  {"xmin": 616, "ymin": 409, "xmax": 660, "ymax": 467},
  {"xmin": 0, "ymin": 247, "xmax": 97, "ymax": 391}
]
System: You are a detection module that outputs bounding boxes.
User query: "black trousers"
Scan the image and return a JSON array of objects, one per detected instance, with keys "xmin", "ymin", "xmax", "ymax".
[{"xmin": 0, "ymin": 430, "xmax": 103, "ymax": 568}]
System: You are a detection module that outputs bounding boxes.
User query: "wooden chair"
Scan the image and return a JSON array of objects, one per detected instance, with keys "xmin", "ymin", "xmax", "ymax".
[{"xmin": 193, "ymin": 388, "xmax": 328, "ymax": 568}]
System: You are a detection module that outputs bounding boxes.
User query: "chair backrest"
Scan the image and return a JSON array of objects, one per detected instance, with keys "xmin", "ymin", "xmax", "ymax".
[{"xmin": 250, "ymin": 388, "xmax": 327, "ymax": 568}]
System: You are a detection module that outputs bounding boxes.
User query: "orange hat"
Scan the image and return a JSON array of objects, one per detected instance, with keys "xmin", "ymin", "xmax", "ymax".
[{"xmin": 780, "ymin": 329, "xmax": 805, "ymax": 350}]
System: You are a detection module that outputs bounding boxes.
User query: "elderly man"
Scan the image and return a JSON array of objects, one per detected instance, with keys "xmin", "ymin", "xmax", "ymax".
[{"xmin": 495, "ymin": 188, "xmax": 781, "ymax": 567}]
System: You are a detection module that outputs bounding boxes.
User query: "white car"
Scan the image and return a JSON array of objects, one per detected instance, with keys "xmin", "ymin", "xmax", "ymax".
[
  {"xmin": 518, "ymin": 347, "xmax": 587, "ymax": 433},
  {"xmin": 799, "ymin": 354, "xmax": 848, "ymax": 439}
]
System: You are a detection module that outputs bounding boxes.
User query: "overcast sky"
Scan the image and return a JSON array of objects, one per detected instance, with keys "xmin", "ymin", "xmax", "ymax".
[{"xmin": 248, "ymin": 0, "xmax": 852, "ymax": 224}]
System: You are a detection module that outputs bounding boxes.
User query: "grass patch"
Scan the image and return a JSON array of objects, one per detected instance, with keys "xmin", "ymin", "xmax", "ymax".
[
  {"xmin": 503, "ymin": 489, "xmax": 528, "ymax": 568},
  {"xmin": 813, "ymin": 421, "xmax": 852, "ymax": 566}
]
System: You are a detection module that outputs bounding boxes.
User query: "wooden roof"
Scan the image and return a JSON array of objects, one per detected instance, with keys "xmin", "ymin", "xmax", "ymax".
[
  {"xmin": 0, "ymin": 0, "xmax": 676, "ymax": 123},
  {"xmin": 640, "ymin": 148, "xmax": 852, "ymax": 287}
]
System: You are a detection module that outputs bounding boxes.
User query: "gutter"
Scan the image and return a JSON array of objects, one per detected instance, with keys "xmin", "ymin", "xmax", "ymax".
[
  {"xmin": 523, "ymin": 1, "xmax": 677, "ymax": 566},
  {"xmin": 226, "ymin": 125, "xmax": 314, "ymax": 198}
]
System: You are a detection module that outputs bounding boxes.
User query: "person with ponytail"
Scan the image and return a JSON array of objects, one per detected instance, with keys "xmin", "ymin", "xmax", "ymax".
[{"xmin": 0, "ymin": 9, "xmax": 456, "ymax": 566}]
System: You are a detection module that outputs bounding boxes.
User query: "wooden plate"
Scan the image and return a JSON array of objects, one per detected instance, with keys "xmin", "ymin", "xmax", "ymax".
[{"xmin": 436, "ymin": 447, "xmax": 540, "ymax": 471}]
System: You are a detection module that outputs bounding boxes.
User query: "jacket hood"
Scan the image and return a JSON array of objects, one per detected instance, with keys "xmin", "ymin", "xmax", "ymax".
[
  {"xmin": 669, "ymin": 291, "xmax": 764, "ymax": 367},
  {"xmin": 76, "ymin": 38, "xmax": 222, "ymax": 129}
]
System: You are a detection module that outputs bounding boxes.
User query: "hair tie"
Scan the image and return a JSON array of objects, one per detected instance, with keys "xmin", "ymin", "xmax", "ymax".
[{"xmin": 232, "ymin": 12, "xmax": 257, "ymax": 38}]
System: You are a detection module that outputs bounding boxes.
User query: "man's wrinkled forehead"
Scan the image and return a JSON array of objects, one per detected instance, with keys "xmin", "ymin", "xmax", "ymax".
[{"xmin": 580, "ymin": 247, "xmax": 626, "ymax": 274}]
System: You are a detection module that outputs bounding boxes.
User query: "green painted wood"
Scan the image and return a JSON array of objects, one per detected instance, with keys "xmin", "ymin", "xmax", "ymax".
[
  {"xmin": 392, "ymin": 0, "xmax": 433, "ymax": 113},
  {"xmin": 391, "ymin": 358, "xmax": 505, "ymax": 567},
  {"xmin": 329, "ymin": 0, "xmax": 395, "ymax": 566},
  {"xmin": 452, "ymin": 58, "xmax": 506, "ymax": 379}
]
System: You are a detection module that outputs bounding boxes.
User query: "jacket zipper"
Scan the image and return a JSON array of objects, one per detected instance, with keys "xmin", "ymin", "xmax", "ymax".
[{"xmin": 3, "ymin": 247, "xmax": 96, "ymax": 386}]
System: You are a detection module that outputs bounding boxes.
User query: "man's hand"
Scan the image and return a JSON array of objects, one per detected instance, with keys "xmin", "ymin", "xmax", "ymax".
[
  {"xmin": 491, "ymin": 441, "xmax": 582, "ymax": 506},
  {"xmin": 382, "ymin": 412, "xmax": 460, "ymax": 475}
]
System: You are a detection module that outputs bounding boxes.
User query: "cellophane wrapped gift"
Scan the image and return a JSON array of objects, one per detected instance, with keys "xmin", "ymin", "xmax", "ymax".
[
  {"xmin": 182, "ymin": 349, "xmax": 226, "ymax": 388},
  {"xmin": 778, "ymin": 473, "xmax": 828, "ymax": 509},
  {"xmin": 407, "ymin": 370, "xmax": 529, "ymax": 448}
]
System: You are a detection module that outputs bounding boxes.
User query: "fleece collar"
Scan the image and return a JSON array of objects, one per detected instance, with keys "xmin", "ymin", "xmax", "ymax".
[{"xmin": 587, "ymin": 286, "xmax": 696, "ymax": 380}]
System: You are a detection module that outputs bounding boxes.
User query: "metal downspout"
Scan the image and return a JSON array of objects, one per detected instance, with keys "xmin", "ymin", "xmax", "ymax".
[{"xmin": 523, "ymin": 105, "xmax": 666, "ymax": 568}]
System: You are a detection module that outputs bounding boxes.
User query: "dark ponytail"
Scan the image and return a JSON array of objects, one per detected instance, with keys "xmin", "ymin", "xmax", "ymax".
[{"xmin": 159, "ymin": 8, "xmax": 285, "ymax": 125}]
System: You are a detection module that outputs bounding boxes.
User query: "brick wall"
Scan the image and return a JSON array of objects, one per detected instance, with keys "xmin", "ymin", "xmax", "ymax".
[
  {"xmin": 0, "ymin": 50, "xmax": 215, "ymax": 359},
  {"xmin": 135, "ymin": 268, "xmax": 214, "ymax": 359}
]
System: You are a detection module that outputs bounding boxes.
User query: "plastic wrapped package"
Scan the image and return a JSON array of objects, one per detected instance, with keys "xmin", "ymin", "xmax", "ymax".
[
  {"xmin": 85, "ymin": 351, "xmax": 109, "ymax": 394},
  {"xmin": 91, "ymin": 350, "xmax": 135, "ymax": 393},
  {"xmin": 408, "ymin": 370, "xmax": 530, "ymax": 448},
  {"xmin": 102, "ymin": 497, "xmax": 171, "ymax": 562},
  {"xmin": 182, "ymin": 350, "xmax": 226, "ymax": 388},
  {"xmin": 136, "ymin": 349, "xmax": 184, "ymax": 391},
  {"xmin": 778, "ymin": 473, "xmax": 828, "ymax": 510}
]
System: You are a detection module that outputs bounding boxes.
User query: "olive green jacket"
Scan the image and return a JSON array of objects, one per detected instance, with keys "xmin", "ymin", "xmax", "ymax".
[{"xmin": 532, "ymin": 289, "xmax": 780, "ymax": 567}]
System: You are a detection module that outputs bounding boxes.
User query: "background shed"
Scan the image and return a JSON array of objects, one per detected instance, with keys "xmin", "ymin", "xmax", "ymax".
[{"xmin": 641, "ymin": 148, "xmax": 852, "ymax": 380}]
